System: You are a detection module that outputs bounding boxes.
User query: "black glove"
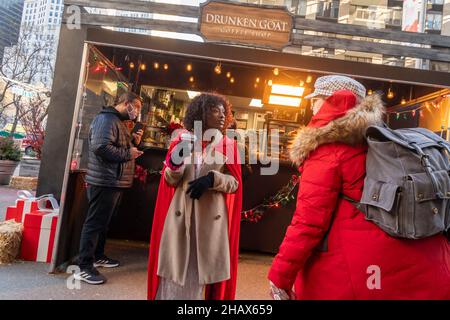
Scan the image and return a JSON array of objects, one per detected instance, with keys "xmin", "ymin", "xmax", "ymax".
[
  {"xmin": 186, "ymin": 172, "xmax": 215, "ymax": 200},
  {"xmin": 170, "ymin": 141, "xmax": 192, "ymax": 167}
]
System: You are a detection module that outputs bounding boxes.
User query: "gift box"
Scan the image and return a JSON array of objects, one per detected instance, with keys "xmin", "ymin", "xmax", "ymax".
[
  {"xmin": 20, "ymin": 211, "xmax": 58, "ymax": 263},
  {"xmin": 4, "ymin": 191, "xmax": 54, "ymax": 223},
  {"xmin": 20, "ymin": 196, "xmax": 59, "ymax": 263}
]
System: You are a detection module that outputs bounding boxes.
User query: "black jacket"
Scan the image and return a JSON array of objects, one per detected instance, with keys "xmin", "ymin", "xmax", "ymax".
[{"xmin": 85, "ymin": 107, "xmax": 136, "ymax": 188}]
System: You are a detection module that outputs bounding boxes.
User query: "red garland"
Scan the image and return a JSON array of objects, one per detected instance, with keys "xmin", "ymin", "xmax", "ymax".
[
  {"xmin": 165, "ymin": 122, "xmax": 184, "ymax": 136},
  {"xmin": 134, "ymin": 165, "xmax": 149, "ymax": 184},
  {"xmin": 241, "ymin": 174, "xmax": 299, "ymax": 223}
]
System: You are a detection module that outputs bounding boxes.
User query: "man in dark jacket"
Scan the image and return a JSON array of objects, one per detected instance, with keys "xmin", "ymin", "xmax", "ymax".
[{"xmin": 74, "ymin": 92, "xmax": 144, "ymax": 285}]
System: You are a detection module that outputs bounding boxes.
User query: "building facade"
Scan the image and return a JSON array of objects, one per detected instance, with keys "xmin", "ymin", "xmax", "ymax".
[
  {"xmin": 0, "ymin": 0, "xmax": 25, "ymax": 60},
  {"xmin": 235, "ymin": 0, "xmax": 450, "ymax": 71},
  {"xmin": 2, "ymin": 0, "xmax": 64, "ymax": 88}
]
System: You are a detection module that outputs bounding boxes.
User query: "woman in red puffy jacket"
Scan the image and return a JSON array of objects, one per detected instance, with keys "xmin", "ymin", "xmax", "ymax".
[{"xmin": 268, "ymin": 75, "xmax": 450, "ymax": 300}]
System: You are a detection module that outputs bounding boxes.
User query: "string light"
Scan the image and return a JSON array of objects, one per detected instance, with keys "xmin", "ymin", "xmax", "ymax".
[
  {"xmin": 226, "ymin": 72, "xmax": 231, "ymax": 78},
  {"xmin": 189, "ymin": 76, "xmax": 194, "ymax": 83},
  {"xmin": 273, "ymin": 68, "xmax": 279, "ymax": 76},
  {"xmin": 186, "ymin": 64, "xmax": 192, "ymax": 72},
  {"xmin": 140, "ymin": 63, "xmax": 146, "ymax": 71},
  {"xmin": 153, "ymin": 62, "xmax": 159, "ymax": 69},
  {"xmin": 387, "ymin": 86, "xmax": 394, "ymax": 99},
  {"xmin": 214, "ymin": 63, "xmax": 222, "ymax": 74},
  {"xmin": 163, "ymin": 64, "xmax": 169, "ymax": 70},
  {"xmin": 367, "ymin": 89, "xmax": 373, "ymax": 96},
  {"xmin": 299, "ymin": 80, "xmax": 305, "ymax": 87},
  {"xmin": 268, "ymin": 79, "xmax": 273, "ymax": 86},
  {"xmin": 306, "ymin": 75, "xmax": 313, "ymax": 83},
  {"xmin": 256, "ymin": 77, "xmax": 260, "ymax": 83},
  {"xmin": 129, "ymin": 62, "xmax": 135, "ymax": 69},
  {"xmin": 230, "ymin": 77, "xmax": 235, "ymax": 84},
  {"xmin": 241, "ymin": 175, "xmax": 299, "ymax": 223},
  {"xmin": 401, "ymin": 98, "xmax": 406, "ymax": 105}
]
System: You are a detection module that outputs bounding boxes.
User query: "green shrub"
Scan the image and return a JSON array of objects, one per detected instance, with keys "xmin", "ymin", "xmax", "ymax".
[{"xmin": 0, "ymin": 137, "xmax": 21, "ymax": 161}]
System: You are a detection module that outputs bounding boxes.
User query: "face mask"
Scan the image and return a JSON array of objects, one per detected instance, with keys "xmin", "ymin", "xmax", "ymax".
[{"xmin": 126, "ymin": 103, "xmax": 138, "ymax": 121}]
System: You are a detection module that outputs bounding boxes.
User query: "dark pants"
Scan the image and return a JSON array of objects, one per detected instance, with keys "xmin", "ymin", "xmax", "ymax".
[{"xmin": 78, "ymin": 185, "xmax": 123, "ymax": 270}]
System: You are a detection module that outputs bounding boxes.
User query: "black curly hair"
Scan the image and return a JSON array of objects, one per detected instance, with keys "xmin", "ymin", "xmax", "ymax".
[{"xmin": 183, "ymin": 92, "xmax": 232, "ymax": 132}]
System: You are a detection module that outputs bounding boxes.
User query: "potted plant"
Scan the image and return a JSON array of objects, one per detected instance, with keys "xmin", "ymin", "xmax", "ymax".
[{"xmin": 0, "ymin": 137, "xmax": 21, "ymax": 185}]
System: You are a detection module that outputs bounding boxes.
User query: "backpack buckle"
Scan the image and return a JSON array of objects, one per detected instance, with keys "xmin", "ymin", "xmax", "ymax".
[{"xmin": 420, "ymin": 154, "xmax": 431, "ymax": 168}]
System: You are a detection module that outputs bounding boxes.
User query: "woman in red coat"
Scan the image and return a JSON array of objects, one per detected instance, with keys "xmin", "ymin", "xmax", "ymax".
[{"xmin": 268, "ymin": 75, "xmax": 450, "ymax": 300}]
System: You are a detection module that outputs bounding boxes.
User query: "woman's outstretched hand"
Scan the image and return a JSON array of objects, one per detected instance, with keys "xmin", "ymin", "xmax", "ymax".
[{"xmin": 186, "ymin": 172, "xmax": 215, "ymax": 200}]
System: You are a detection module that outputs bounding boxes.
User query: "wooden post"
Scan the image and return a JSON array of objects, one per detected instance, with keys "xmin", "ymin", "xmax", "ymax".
[{"xmin": 37, "ymin": 24, "xmax": 89, "ymax": 199}]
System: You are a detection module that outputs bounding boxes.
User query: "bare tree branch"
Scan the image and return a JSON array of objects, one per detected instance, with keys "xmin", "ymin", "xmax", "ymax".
[{"xmin": 0, "ymin": 24, "xmax": 55, "ymax": 136}]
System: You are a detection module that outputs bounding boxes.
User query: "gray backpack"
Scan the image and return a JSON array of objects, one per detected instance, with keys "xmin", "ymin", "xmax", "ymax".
[{"xmin": 345, "ymin": 125, "xmax": 450, "ymax": 239}]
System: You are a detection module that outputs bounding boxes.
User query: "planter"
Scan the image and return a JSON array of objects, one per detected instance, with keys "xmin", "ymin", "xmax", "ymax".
[
  {"xmin": 19, "ymin": 158, "xmax": 41, "ymax": 177},
  {"xmin": 0, "ymin": 160, "xmax": 19, "ymax": 185}
]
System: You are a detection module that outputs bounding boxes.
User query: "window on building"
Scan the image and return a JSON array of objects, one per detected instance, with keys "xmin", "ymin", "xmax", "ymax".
[
  {"xmin": 317, "ymin": 0, "xmax": 339, "ymax": 19},
  {"xmin": 428, "ymin": 0, "xmax": 444, "ymax": 5},
  {"xmin": 385, "ymin": 7, "xmax": 402, "ymax": 26},
  {"xmin": 426, "ymin": 13, "xmax": 442, "ymax": 30},
  {"xmin": 345, "ymin": 55, "xmax": 372, "ymax": 63}
]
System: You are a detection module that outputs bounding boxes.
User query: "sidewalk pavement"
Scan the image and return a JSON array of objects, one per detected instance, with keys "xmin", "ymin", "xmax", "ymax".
[{"xmin": 0, "ymin": 186, "xmax": 26, "ymax": 221}]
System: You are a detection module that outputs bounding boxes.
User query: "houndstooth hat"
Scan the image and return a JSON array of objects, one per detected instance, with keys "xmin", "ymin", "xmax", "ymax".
[{"xmin": 304, "ymin": 75, "xmax": 366, "ymax": 100}]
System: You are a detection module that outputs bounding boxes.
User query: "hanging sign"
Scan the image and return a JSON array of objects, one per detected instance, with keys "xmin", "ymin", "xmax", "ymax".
[{"xmin": 199, "ymin": 0, "xmax": 293, "ymax": 50}]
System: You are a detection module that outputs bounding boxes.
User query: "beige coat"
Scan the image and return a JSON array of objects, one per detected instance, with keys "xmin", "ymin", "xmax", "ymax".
[{"xmin": 157, "ymin": 146, "xmax": 239, "ymax": 286}]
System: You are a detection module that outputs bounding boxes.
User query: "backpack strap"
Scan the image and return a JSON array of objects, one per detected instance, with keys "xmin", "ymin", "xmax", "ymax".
[{"xmin": 340, "ymin": 193, "xmax": 367, "ymax": 214}]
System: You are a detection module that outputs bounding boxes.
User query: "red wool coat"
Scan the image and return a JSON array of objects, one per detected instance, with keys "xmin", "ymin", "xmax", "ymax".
[{"xmin": 268, "ymin": 90, "xmax": 450, "ymax": 299}]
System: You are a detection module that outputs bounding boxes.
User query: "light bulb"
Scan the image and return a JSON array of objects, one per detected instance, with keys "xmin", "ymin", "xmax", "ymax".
[{"xmin": 214, "ymin": 64, "xmax": 221, "ymax": 74}]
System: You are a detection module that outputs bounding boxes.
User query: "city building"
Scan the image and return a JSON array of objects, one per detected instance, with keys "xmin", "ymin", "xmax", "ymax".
[
  {"xmin": 2, "ymin": 0, "xmax": 64, "ymax": 88},
  {"xmin": 0, "ymin": 0, "xmax": 25, "ymax": 60}
]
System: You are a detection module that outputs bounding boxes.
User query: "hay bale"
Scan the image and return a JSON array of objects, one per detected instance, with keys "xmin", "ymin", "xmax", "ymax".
[
  {"xmin": 0, "ymin": 220, "xmax": 23, "ymax": 264},
  {"xmin": 9, "ymin": 176, "xmax": 38, "ymax": 191}
]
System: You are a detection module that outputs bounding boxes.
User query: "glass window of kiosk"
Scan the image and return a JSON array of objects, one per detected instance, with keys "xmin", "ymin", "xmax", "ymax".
[{"xmin": 70, "ymin": 45, "xmax": 130, "ymax": 171}]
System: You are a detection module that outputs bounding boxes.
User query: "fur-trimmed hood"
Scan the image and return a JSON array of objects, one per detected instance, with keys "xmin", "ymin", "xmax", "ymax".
[{"xmin": 289, "ymin": 91, "xmax": 385, "ymax": 166}]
